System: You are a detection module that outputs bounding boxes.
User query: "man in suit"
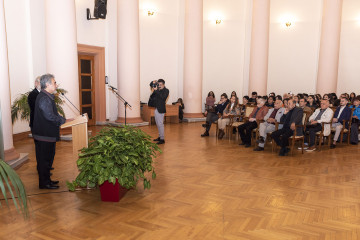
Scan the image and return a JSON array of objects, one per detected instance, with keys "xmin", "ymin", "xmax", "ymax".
[
  {"xmin": 271, "ymin": 99, "xmax": 303, "ymax": 156},
  {"xmin": 150, "ymin": 79, "xmax": 169, "ymax": 144},
  {"xmin": 305, "ymin": 99, "xmax": 333, "ymax": 151},
  {"xmin": 330, "ymin": 97, "xmax": 352, "ymax": 148},
  {"xmin": 254, "ymin": 100, "xmax": 285, "ymax": 151},
  {"xmin": 238, "ymin": 97, "xmax": 269, "ymax": 147},
  {"xmin": 27, "ymin": 76, "xmax": 41, "ymax": 130},
  {"xmin": 32, "ymin": 74, "xmax": 67, "ymax": 189},
  {"xmin": 201, "ymin": 93, "xmax": 229, "ymax": 137}
]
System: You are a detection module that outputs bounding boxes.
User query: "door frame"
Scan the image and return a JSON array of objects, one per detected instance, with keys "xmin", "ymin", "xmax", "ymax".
[{"xmin": 77, "ymin": 44, "xmax": 106, "ymax": 123}]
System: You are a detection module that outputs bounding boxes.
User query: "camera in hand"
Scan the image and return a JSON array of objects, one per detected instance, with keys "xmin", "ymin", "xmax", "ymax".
[{"xmin": 149, "ymin": 80, "xmax": 159, "ymax": 89}]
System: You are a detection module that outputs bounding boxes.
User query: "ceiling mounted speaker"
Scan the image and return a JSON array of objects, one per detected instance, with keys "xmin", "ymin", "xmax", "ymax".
[{"xmin": 94, "ymin": 0, "xmax": 107, "ymax": 19}]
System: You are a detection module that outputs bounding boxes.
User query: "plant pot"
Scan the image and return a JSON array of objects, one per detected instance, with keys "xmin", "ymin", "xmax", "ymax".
[{"xmin": 99, "ymin": 179, "xmax": 128, "ymax": 202}]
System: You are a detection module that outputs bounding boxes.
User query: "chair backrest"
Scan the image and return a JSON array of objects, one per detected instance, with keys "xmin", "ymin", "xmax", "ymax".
[
  {"xmin": 302, "ymin": 112, "xmax": 307, "ymax": 125},
  {"xmin": 245, "ymin": 106, "xmax": 255, "ymax": 118}
]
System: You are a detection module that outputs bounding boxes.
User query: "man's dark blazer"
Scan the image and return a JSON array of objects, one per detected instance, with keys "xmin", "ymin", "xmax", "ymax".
[
  {"xmin": 215, "ymin": 99, "xmax": 229, "ymax": 114},
  {"xmin": 32, "ymin": 91, "xmax": 66, "ymax": 142},
  {"xmin": 150, "ymin": 87, "xmax": 169, "ymax": 114},
  {"xmin": 334, "ymin": 106, "xmax": 352, "ymax": 128},
  {"xmin": 27, "ymin": 88, "xmax": 39, "ymax": 129},
  {"xmin": 280, "ymin": 107, "xmax": 304, "ymax": 136}
]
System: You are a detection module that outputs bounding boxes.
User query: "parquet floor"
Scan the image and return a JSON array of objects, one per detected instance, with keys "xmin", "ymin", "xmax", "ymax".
[{"xmin": 1, "ymin": 122, "xmax": 360, "ymax": 240}]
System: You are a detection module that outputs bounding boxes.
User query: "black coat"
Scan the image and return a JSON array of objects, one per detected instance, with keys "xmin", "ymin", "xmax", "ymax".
[
  {"xmin": 32, "ymin": 91, "xmax": 66, "ymax": 142},
  {"xmin": 280, "ymin": 107, "xmax": 304, "ymax": 136},
  {"xmin": 27, "ymin": 88, "xmax": 39, "ymax": 129},
  {"xmin": 150, "ymin": 87, "xmax": 169, "ymax": 113}
]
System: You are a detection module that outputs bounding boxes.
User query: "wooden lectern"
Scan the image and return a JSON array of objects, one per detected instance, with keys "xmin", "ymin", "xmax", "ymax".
[{"xmin": 61, "ymin": 113, "xmax": 89, "ymax": 155}]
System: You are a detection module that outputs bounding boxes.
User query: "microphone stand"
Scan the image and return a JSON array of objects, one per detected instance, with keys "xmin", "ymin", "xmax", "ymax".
[
  {"xmin": 108, "ymin": 85, "xmax": 132, "ymax": 125},
  {"xmin": 60, "ymin": 93, "xmax": 81, "ymax": 114}
]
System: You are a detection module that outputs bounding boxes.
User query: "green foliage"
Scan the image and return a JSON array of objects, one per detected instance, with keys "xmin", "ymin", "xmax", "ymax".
[
  {"xmin": 0, "ymin": 160, "xmax": 29, "ymax": 218},
  {"xmin": 67, "ymin": 126, "xmax": 161, "ymax": 191},
  {"xmin": 11, "ymin": 88, "xmax": 67, "ymax": 124}
]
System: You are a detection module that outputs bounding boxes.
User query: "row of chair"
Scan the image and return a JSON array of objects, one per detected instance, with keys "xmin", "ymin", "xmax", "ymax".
[{"xmin": 214, "ymin": 105, "xmax": 358, "ymax": 155}]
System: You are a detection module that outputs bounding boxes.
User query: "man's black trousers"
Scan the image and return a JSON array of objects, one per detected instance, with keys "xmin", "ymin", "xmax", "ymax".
[{"xmin": 35, "ymin": 140, "xmax": 56, "ymax": 187}]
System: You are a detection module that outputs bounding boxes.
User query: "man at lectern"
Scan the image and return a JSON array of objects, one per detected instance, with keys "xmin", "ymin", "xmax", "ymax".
[{"xmin": 32, "ymin": 74, "xmax": 66, "ymax": 189}]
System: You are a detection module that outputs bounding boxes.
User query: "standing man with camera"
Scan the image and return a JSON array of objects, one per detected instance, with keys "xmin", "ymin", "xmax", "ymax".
[{"xmin": 149, "ymin": 79, "xmax": 169, "ymax": 144}]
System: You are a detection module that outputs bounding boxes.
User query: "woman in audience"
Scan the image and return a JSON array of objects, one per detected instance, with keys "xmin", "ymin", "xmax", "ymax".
[
  {"xmin": 217, "ymin": 95, "xmax": 240, "ymax": 139},
  {"xmin": 266, "ymin": 96, "xmax": 275, "ymax": 108},
  {"xmin": 350, "ymin": 92, "xmax": 356, "ymax": 104},
  {"xmin": 205, "ymin": 91, "xmax": 216, "ymax": 112},
  {"xmin": 307, "ymin": 95, "xmax": 319, "ymax": 109},
  {"xmin": 350, "ymin": 96, "xmax": 360, "ymax": 145},
  {"xmin": 283, "ymin": 98, "xmax": 289, "ymax": 109},
  {"xmin": 315, "ymin": 94, "xmax": 322, "ymax": 106},
  {"xmin": 231, "ymin": 91, "xmax": 237, "ymax": 98}
]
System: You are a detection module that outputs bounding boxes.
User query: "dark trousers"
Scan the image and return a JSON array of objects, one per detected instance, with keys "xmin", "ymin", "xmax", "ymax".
[
  {"xmin": 238, "ymin": 121, "xmax": 258, "ymax": 145},
  {"xmin": 35, "ymin": 140, "xmax": 56, "ymax": 187},
  {"xmin": 206, "ymin": 112, "xmax": 219, "ymax": 131},
  {"xmin": 271, "ymin": 128, "xmax": 294, "ymax": 148},
  {"xmin": 350, "ymin": 121, "xmax": 359, "ymax": 144},
  {"xmin": 305, "ymin": 123, "xmax": 322, "ymax": 147}
]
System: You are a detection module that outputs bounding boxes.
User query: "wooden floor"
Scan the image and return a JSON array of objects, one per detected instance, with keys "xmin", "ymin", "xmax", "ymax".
[{"xmin": 1, "ymin": 122, "xmax": 360, "ymax": 240}]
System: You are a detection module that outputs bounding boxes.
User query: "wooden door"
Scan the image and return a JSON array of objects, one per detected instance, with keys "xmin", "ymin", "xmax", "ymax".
[{"xmin": 78, "ymin": 55, "xmax": 96, "ymax": 125}]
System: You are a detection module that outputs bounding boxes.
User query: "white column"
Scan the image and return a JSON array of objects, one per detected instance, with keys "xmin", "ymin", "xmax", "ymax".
[
  {"xmin": 116, "ymin": 0, "xmax": 142, "ymax": 123},
  {"xmin": 0, "ymin": 0, "xmax": 19, "ymax": 162},
  {"xmin": 44, "ymin": 0, "xmax": 79, "ymax": 118},
  {"xmin": 183, "ymin": 0, "xmax": 203, "ymax": 118},
  {"xmin": 248, "ymin": 0, "xmax": 270, "ymax": 96},
  {"xmin": 316, "ymin": 0, "xmax": 343, "ymax": 95}
]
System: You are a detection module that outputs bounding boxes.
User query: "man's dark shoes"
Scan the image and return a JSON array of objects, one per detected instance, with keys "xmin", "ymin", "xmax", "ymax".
[
  {"xmin": 39, "ymin": 184, "xmax": 59, "ymax": 189},
  {"xmin": 153, "ymin": 137, "xmax": 161, "ymax": 142},
  {"xmin": 279, "ymin": 147, "xmax": 286, "ymax": 156},
  {"xmin": 256, "ymin": 137, "xmax": 265, "ymax": 144},
  {"xmin": 157, "ymin": 139, "xmax": 165, "ymax": 144},
  {"xmin": 50, "ymin": 180, "xmax": 59, "ymax": 185},
  {"xmin": 201, "ymin": 131, "xmax": 209, "ymax": 137},
  {"xmin": 245, "ymin": 144, "xmax": 251, "ymax": 148},
  {"xmin": 253, "ymin": 146, "xmax": 264, "ymax": 151},
  {"xmin": 330, "ymin": 144, "xmax": 336, "ymax": 149},
  {"xmin": 284, "ymin": 147, "xmax": 290, "ymax": 154}
]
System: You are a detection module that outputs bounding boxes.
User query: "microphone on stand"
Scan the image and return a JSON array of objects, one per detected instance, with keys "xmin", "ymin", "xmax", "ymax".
[
  {"xmin": 108, "ymin": 85, "xmax": 117, "ymax": 91},
  {"xmin": 60, "ymin": 92, "xmax": 81, "ymax": 114}
]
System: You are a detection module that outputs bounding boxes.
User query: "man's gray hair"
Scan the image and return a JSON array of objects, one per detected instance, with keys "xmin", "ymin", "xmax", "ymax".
[{"xmin": 40, "ymin": 74, "xmax": 55, "ymax": 90}]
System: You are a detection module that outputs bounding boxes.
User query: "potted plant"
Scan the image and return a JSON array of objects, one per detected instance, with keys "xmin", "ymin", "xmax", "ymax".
[
  {"xmin": 11, "ymin": 88, "xmax": 67, "ymax": 124},
  {"xmin": 0, "ymin": 159, "xmax": 29, "ymax": 218},
  {"xmin": 67, "ymin": 126, "xmax": 161, "ymax": 202}
]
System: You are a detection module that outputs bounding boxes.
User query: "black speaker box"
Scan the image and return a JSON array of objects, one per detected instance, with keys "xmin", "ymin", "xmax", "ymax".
[{"xmin": 94, "ymin": 0, "xmax": 107, "ymax": 19}]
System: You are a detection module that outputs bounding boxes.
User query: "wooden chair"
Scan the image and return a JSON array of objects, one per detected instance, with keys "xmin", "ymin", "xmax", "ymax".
[
  {"xmin": 288, "ymin": 112, "xmax": 310, "ymax": 155},
  {"xmin": 328, "ymin": 108, "xmax": 355, "ymax": 146},
  {"xmin": 315, "ymin": 111, "xmax": 335, "ymax": 151},
  {"xmin": 229, "ymin": 106, "xmax": 255, "ymax": 140}
]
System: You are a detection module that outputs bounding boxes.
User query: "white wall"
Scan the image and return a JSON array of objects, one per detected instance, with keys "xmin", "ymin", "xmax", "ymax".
[
  {"xmin": 337, "ymin": 0, "xmax": 360, "ymax": 95},
  {"xmin": 203, "ymin": 0, "xmax": 247, "ymax": 104},
  {"xmin": 267, "ymin": 0, "xmax": 322, "ymax": 95},
  {"xmin": 139, "ymin": 0, "xmax": 181, "ymax": 104}
]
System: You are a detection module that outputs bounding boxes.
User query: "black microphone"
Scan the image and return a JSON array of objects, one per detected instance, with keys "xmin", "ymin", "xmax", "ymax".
[
  {"xmin": 60, "ymin": 92, "xmax": 81, "ymax": 114},
  {"xmin": 108, "ymin": 85, "xmax": 117, "ymax": 91}
]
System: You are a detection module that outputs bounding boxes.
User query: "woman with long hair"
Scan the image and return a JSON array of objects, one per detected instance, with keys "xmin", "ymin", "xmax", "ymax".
[
  {"xmin": 217, "ymin": 95, "xmax": 240, "ymax": 139},
  {"xmin": 306, "ymin": 95, "xmax": 318, "ymax": 109}
]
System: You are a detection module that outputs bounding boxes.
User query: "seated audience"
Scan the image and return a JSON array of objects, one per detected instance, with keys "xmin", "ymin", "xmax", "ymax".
[
  {"xmin": 307, "ymin": 95, "xmax": 319, "ymax": 109},
  {"xmin": 254, "ymin": 100, "xmax": 285, "ymax": 151},
  {"xmin": 299, "ymin": 97, "xmax": 312, "ymax": 113},
  {"xmin": 271, "ymin": 99, "xmax": 303, "ymax": 156},
  {"xmin": 231, "ymin": 91, "xmax": 237, "ymax": 98},
  {"xmin": 350, "ymin": 92, "xmax": 356, "ymax": 104},
  {"xmin": 266, "ymin": 96, "xmax": 275, "ymax": 108},
  {"xmin": 249, "ymin": 91, "xmax": 257, "ymax": 104},
  {"xmin": 202, "ymin": 93, "xmax": 229, "ymax": 137},
  {"xmin": 238, "ymin": 98, "xmax": 268, "ymax": 147},
  {"xmin": 350, "ymin": 96, "xmax": 360, "ymax": 145},
  {"xmin": 283, "ymin": 98, "xmax": 289, "ymax": 109},
  {"xmin": 217, "ymin": 96, "xmax": 240, "ymax": 139},
  {"xmin": 330, "ymin": 97, "xmax": 351, "ymax": 148},
  {"xmin": 304, "ymin": 99, "xmax": 333, "ymax": 151}
]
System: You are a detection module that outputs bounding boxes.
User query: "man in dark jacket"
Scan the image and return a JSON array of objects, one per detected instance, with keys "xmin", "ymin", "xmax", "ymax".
[
  {"xmin": 150, "ymin": 79, "xmax": 169, "ymax": 144},
  {"xmin": 32, "ymin": 74, "xmax": 66, "ymax": 189},
  {"xmin": 27, "ymin": 77, "xmax": 41, "ymax": 130},
  {"xmin": 330, "ymin": 97, "xmax": 352, "ymax": 148},
  {"xmin": 201, "ymin": 93, "xmax": 229, "ymax": 137},
  {"xmin": 271, "ymin": 99, "xmax": 303, "ymax": 156}
]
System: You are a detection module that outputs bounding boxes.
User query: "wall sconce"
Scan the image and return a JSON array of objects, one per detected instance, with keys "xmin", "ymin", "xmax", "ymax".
[
  {"xmin": 216, "ymin": 19, "xmax": 222, "ymax": 24},
  {"xmin": 148, "ymin": 10, "xmax": 154, "ymax": 16},
  {"xmin": 285, "ymin": 21, "xmax": 291, "ymax": 27}
]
